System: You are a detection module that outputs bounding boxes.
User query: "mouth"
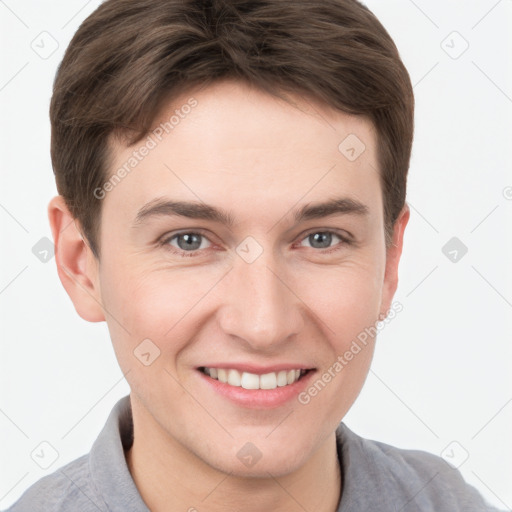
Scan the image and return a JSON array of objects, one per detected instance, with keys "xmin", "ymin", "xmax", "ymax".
[{"xmin": 199, "ymin": 367, "xmax": 310, "ymax": 390}]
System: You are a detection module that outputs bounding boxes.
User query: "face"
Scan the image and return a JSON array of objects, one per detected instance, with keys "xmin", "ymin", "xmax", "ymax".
[{"xmin": 65, "ymin": 80, "xmax": 407, "ymax": 477}]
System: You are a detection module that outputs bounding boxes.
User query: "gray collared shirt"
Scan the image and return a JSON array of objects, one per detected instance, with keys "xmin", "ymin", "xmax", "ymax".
[{"xmin": 5, "ymin": 395, "xmax": 502, "ymax": 511}]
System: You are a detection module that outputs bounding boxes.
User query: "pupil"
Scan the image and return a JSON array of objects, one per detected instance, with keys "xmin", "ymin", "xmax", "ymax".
[{"xmin": 310, "ymin": 232, "xmax": 331, "ymax": 249}]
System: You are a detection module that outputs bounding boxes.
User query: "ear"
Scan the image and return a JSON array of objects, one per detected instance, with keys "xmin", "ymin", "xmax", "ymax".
[
  {"xmin": 379, "ymin": 203, "xmax": 410, "ymax": 318},
  {"xmin": 48, "ymin": 196, "xmax": 105, "ymax": 322}
]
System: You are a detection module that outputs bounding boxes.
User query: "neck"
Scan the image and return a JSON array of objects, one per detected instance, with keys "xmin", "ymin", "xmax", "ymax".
[{"xmin": 125, "ymin": 400, "xmax": 342, "ymax": 512}]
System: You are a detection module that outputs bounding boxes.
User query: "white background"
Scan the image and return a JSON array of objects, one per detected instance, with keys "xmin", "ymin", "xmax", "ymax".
[{"xmin": 1, "ymin": 0, "xmax": 511, "ymax": 509}]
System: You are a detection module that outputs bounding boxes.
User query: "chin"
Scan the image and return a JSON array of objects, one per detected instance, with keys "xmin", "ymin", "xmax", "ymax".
[{"xmin": 199, "ymin": 438, "xmax": 314, "ymax": 479}]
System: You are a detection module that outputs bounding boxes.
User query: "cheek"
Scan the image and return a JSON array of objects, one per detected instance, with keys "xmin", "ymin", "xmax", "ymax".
[
  {"xmin": 294, "ymin": 266, "xmax": 382, "ymax": 426},
  {"xmin": 305, "ymin": 260, "xmax": 384, "ymax": 340},
  {"xmin": 98, "ymin": 261, "xmax": 223, "ymax": 364}
]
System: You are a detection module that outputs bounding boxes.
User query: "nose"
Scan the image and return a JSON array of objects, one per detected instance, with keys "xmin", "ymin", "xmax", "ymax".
[{"xmin": 217, "ymin": 249, "xmax": 305, "ymax": 352}]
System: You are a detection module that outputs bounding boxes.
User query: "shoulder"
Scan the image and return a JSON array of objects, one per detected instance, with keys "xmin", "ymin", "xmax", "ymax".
[
  {"xmin": 336, "ymin": 423, "xmax": 503, "ymax": 511},
  {"xmin": 4, "ymin": 454, "xmax": 107, "ymax": 512}
]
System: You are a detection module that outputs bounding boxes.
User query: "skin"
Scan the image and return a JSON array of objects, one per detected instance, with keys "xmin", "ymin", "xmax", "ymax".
[{"xmin": 49, "ymin": 79, "xmax": 409, "ymax": 512}]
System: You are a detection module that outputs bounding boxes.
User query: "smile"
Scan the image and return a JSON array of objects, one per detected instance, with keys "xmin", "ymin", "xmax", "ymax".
[{"xmin": 200, "ymin": 367, "xmax": 307, "ymax": 390}]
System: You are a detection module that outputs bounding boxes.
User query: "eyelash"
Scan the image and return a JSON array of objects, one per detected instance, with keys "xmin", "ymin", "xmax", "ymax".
[{"xmin": 158, "ymin": 229, "xmax": 353, "ymax": 258}]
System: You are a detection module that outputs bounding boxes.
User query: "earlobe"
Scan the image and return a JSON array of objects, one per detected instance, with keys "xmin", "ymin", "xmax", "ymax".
[
  {"xmin": 379, "ymin": 203, "xmax": 410, "ymax": 318},
  {"xmin": 48, "ymin": 195, "xmax": 105, "ymax": 322}
]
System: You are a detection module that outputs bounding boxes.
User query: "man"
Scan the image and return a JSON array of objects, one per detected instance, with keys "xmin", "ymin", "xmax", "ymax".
[{"xmin": 6, "ymin": 0, "xmax": 502, "ymax": 510}]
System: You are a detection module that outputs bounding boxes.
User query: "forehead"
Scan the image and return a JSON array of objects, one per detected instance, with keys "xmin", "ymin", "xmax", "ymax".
[
  {"xmin": 150, "ymin": 79, "xmax": 376, "ymax": 166},
  {"xmin": 104, "ymin": 79, "xmax": 381, "ymax": 226}
]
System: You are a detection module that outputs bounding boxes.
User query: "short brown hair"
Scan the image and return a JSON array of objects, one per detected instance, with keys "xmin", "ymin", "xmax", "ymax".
[{"xmin": 50, "ymin": 0, "xmax": 414, "ymax": 256}]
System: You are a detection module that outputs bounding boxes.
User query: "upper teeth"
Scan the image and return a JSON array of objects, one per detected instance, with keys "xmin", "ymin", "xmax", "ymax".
[{"xmin": 203, "ymin": 368, "xmax": 303, "ymax": 390}]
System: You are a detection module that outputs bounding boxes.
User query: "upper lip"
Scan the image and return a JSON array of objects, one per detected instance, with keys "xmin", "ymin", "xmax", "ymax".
[{"xmin": 198, "ymin": 364, "xmax": 315, "ymax": 374}]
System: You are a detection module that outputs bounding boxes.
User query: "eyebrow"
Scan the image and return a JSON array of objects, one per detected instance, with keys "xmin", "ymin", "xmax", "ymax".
[{"xmin": 133, "ymin": 196, "xmax": 369, "ymax": 228}]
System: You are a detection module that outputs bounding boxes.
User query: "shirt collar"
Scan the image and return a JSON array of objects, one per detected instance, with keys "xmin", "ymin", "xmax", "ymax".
[{"xmin": 89, "ymin": 395, "xmax": 149, "ymax": 511}]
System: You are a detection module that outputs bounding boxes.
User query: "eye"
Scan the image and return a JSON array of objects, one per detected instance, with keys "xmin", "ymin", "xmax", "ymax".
[
  {"xmin": 159, "ymin": 229, "xmax": 352, "ymax": 258},
  {"xmin": 298, "ymin": 230, "xmax": 351, "ymax": 252},
  {"xmin": 160, "ymin": 231, "xmax": 212, "ymax": 257}
]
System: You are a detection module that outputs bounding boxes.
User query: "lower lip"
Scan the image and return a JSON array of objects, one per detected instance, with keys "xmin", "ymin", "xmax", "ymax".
[{"xmin": 198, "ymin": 370, "xmax": 316, "ymax": 409}]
